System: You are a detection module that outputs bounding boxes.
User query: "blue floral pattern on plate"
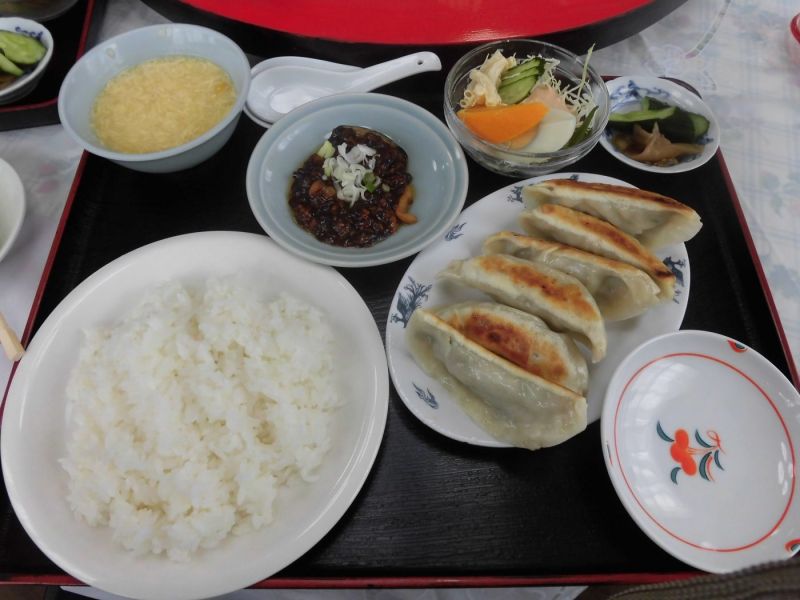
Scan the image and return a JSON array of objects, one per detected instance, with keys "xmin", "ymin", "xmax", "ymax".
[
  {"xmin": 14, "ymin": 26, "xmax": 45, "ymax": 42},
  {"xmin": 506, "ymin": 185, "xmax": 524, "ymax": 203},
  {"xmin": 664, "ymin": 256, "xmax": 687, "ymax": 303},
  {"xmin": 609, "ymin": 79, "xmax": 673, "ymax": 109},
  {"xmin": 413, "ymin": 383, "xmax": 438, "ymax": 409},
  {"xmin": 445, "ymin": 222, "xmax": 466, "ymax": 241},
  {"xmin": 391, "ymin": 277, "xmax": 432, "ymax": 328}
]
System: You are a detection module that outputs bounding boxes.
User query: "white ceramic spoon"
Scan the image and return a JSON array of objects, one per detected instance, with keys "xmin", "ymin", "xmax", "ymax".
[
  {"xmin": 245, "ymin": 56, "xmax": 360, "ymax": 128},
  {"xmin": 247, "ymin": 51, "xmax": 441, "ymax": 123}
]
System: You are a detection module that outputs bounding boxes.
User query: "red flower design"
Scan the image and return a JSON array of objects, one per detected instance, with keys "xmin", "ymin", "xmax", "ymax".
[
  {"xmin": 670, "ymin": 429, "xmax": 697, "ymax": 475},
  {"xmin": 659, "ymin": 422, "xmax": 724, "ymax": 484}
]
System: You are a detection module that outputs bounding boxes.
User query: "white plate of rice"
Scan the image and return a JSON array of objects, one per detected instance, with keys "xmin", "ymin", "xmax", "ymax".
[{"xmin": 1, "ymin": 231, "xmax": 388, "ymax": 600}]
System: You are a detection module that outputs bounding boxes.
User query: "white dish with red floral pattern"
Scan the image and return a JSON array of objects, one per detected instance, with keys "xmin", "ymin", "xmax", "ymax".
[{"xmin": 601, "ymin": 330, "xmax": 800, "ymax": 573}]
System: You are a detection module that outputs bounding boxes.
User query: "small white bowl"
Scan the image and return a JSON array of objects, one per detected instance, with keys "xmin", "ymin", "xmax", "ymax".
[
  {"xmin": 600, "ymin": 76, "xmax": 720, "ymax": 174},
  {"xmin": 601, "ymin": 330, "xmax": 800, "ymax": 573},
  {"xmin": 246, "ymin": 93, "xmax": 468, "ymax": 268},
  {"xmin": 0, "ymin": 157, "xmax": 25, "ymax": 263},
  {"xmin": 58, "ymin": 24, "xmax": 250, "ymax": 174},
  {"xmin": 0, "ymin": 18, "xmax": 54, "ymax": 106}
]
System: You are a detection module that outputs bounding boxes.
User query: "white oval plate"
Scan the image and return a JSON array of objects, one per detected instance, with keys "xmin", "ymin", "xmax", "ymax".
[
  {"xmin": 1, "ymin": 232, "xmax": 388, "ymax": 600},
  {"xmin": 601, "ymin": 330, "xmax": 800, "ymax": 572},
  {"xmin": 600, "ymin": 76, "xmax": 720, "ymax": 174},
  {"xmin": 385, "ymin": 173, "xmax": 690, "ymax": 447}
]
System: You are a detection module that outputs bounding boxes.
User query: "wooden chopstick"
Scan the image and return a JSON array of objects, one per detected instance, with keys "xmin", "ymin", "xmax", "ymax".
[{"xmin": 0, "ymin": 312, "xmax": 24, "ymax": 361}]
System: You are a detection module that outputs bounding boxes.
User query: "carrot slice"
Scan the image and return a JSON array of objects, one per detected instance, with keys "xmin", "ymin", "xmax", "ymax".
[{"xmin": 458, "ymin": 103, "xmax": 549, "ymax": 144}]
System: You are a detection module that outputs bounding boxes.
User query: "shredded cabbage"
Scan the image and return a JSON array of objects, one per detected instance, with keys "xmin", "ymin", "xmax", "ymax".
[
  {"xmin": 538, "ymin": 49, "xmax": 597, "ymax": 124},
  {"xmin": 459, "ymin": 47, "xmax": 598, "ymax": 126}
]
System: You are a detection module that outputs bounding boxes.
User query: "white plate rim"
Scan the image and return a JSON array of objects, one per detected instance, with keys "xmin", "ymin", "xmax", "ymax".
[
  {"xmin": 599, "ymin": 75, "xmax": 720, "ymax": 174},
  {"xmin": 0, "ymin": 231, "xmax": 389, "ymax": 600},
  {"xmin": 0, "ymin": 157, "xmax": 26, "ymax": 262},
  {"xmin": 600, "ymin": 329, "xmax": 800, "ymax": 572},
  {"xmin": 245, "ymin": 92, "xmax": 469, "ymax": 268},
  {"xmin": 385, "ymin": 172, "xmax": 690, "ymax": 447}
]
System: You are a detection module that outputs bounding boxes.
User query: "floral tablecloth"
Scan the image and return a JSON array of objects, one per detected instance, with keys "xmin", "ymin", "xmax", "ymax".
[{"xmin": 1, "ymin": 0, "xmax": 799, "ymax": 596}]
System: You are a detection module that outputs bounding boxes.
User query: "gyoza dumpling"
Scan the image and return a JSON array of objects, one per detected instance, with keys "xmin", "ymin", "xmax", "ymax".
[
  {"xmin": 519, "ymin": 204, "xmax": 676, "ymax": 302},
  {"xmin": 482, "ymin": 231, "xmax": 661, "ymax": 321},
  {"xmin": 438, "ymin": 254, "xmax": 606, "ymax": 362},
  {"xmin": 433, "ymin": 301, "xmax": 588, "ymax": 394},
  {"xmin": 523, "ymin": 179, "xmax": 702, "ymax": 250},
  {"xmin": 407, "ymin": 309, "xmax": 587, "ymax": 450}
]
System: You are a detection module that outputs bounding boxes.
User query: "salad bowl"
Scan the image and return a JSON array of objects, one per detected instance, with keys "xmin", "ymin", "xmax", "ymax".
[{"xmin": 444, "ymin": 39, "xmax": 609, "ymax": 177}]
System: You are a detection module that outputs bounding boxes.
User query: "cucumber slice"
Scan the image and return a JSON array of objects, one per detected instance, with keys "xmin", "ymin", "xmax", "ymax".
[
  {"xmin": 607, "ymin": 106, "xmax": 675, "ymax": 134},
  {"xmin": 502, "ymin": 57, "xmax": 543, "ymax": 80},
  {"xmin": 609, "ymin": 102, "xmax": 710, "ymax": 143},
  {"xmin": 501, "ymin": 68, "xmax": 535, "ymax": 85},
  {"xmin": 0, "ymin": 31, "xmax": 46, "ymax": 66},
  {"xmin": 0, "ymin": 52, "xmax": 22, "ymax": 77},
  {"xmin": 498, "ymin": 75, "xmax": 536, "ymax": 105},
  {"xmin": 608, "ymin": 106, "xmax": 676, "ymax": 124},
  {"xmin": 643, "ymin": 96, "xmax": 671, "ymax": 111},
  {"xmin": 658, "ymin": 109, "xmax": 710, "ymax": 143},
  {"xmin": 688, "ymin": 112, "xmax": 710, "ymax": 138}
]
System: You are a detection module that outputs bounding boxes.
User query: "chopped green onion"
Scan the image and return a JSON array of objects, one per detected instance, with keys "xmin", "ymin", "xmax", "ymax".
[
  {"xmin": 363, "ymin": 171, "xmax": 378, "ymax": 193},
  {"xmin": 316, "ymin": 140, "xmax": 335, "ymax": 159}
]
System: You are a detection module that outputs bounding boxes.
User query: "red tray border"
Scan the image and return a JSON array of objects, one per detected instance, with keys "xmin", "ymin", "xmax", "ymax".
[
  {"xmin": 0, "ymin": 0, "xmax": 97, "ymax": 118},
  {"xmin": 177, "ymin": 0, "xmax": 652, "ymax": 45},
  {"xmin": 1, "ymin": 99, "xmax": 797, "ymax": 590}
]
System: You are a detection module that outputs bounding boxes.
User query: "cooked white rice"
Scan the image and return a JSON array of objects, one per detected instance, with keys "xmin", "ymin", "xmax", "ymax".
[{"xmin": 61, "ymin": 277, "xmax": 339, "ymax": 561}]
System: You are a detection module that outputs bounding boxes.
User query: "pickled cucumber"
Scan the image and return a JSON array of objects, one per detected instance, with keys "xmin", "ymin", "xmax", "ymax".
[
  {"xmin": 608, "ymin": 102, "xmax": 709, "ymax": 143},
  {"xmin": 0, "ymin": 31, "xmax": 46, "ymax": 66},
  {"xmin": 0, "ymin": 52, "xmax": 22, "ymax": 77}
]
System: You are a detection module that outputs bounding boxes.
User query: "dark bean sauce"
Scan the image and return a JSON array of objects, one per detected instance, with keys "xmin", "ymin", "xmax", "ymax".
[{"xmin": 289, "ymin": 125, "xmax": 412, "ymax": 248}]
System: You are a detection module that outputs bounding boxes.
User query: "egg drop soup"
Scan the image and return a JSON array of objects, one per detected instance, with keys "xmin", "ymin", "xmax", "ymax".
[{"xmin": 91, "ymin": 56, "xmax": 236, "ymax": 154}]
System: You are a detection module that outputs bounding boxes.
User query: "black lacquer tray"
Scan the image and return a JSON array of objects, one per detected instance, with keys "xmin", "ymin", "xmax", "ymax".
[{"xmin": 0, "ymin": 76, "xmax": 796, "ymax": 588}]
